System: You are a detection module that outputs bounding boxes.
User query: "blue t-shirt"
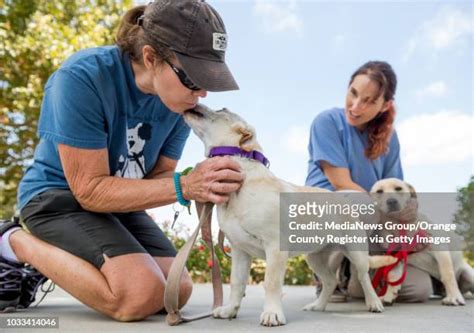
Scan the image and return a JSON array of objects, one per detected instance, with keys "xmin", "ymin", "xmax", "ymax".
[
  {"xmin": 305, "ymin": 107, "xmax": 403, "ymax": 191},
  {"xmin": 17, "ymin": 46, "xmax": 190, "ymax": 210}
]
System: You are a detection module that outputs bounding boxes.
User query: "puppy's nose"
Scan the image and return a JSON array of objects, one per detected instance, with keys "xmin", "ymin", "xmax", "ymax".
[
  {"xmin": 194, "ymin": 103, "xmax": 205, "ymax": 112},
  {"xmin": 386, "ymin": 198, "xmax": 399, "ymax": 210}
]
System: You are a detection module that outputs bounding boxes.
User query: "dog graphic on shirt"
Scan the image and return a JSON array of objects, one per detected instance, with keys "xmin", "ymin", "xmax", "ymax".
[{"xmin": 116, "ymin": 122, "xmax": 152, "ymax": 179}]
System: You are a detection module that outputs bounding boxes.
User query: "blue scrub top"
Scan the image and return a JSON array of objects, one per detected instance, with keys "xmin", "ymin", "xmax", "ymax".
[{"xmin": 305, "ymin": 107, "xmax": 403, "ymax": 191}]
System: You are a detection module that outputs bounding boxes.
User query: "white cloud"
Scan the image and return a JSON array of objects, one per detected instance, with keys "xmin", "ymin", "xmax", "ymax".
[
  {"xmin": 403, "ymin": 6, "xmax": 473, "ymax": 61},
  {"xmin": 253, "ymin": 0, "xmax": 303, "ymax": 35},
  {"xmin": 398, "ymin": 111, "xmax": 474, "ymax": 167},
  {"xmin": 415, "ymin": 80, "xmax": 447, "ymax": 99},
  {"xmin": 280, "ymin": 125, "xmax": 309, "ymax": 155}
]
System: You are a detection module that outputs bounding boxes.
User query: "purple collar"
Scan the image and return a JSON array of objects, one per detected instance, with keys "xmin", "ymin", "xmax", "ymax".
[{"xmin": 208, "ymin": 146, "xmax": 270, "ymax": 168}]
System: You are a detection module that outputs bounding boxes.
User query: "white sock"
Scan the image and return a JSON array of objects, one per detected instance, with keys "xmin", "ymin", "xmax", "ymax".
[{"xmin": 1, "ymin": 227, "xmax": 21, "ymax": 263}]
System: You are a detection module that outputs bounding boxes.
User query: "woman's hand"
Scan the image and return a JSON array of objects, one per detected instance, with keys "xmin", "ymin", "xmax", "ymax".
[{"xmin": 181, "ymin": 156, "xmax": 244, "ymax": 204}]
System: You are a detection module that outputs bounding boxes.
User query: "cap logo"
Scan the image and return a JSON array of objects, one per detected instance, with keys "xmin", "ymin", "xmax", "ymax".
[{"xmin": 212, "ymin": 33, "xmax": 227, "ymax": 51}]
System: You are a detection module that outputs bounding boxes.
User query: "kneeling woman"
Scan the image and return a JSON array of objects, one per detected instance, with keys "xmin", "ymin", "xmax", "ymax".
[{"xmin": 306, "ymin": 61, "xmax": 433, "ymax": 303}]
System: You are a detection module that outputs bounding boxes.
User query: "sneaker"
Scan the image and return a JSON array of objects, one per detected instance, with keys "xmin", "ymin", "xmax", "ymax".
[
  {"xmin": 0, "ymin": 258, "xmax": 22, "ymax": 312},
  {"xmin": 0, "ymin": 219, "xmax": 23, "ymax": 312},
  {"xmin": 18, "ymin": 265, "xmax": 52, "ymax": 309}
]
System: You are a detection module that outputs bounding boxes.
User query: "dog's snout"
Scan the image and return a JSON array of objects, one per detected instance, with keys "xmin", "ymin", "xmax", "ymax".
[
  {"xmin": 386, "ymin": 198, "xmax": 400, "ymax": 211},
  {"xmin": 184, "ymin": 107, "xmax": 205, "ymax": 119},
  {"xmin": 192, "ymin": 103, "xmax": 210, "ymax": 115},
  {"xmin": 387, "ymin": 198, "xmax": 397, "ymax": 205},
  {"xmin": 193, "ymin": 104, "xmax": 204, "ymax": 112}
]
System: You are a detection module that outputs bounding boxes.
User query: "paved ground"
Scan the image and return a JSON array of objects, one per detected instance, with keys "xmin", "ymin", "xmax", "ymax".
[{"xmin": 1, "ymin": 284, "xmax": 472, "ymax": 332}]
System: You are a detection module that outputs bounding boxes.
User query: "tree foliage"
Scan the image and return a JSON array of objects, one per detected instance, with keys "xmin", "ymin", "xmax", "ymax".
[
  {"xmin": 454, "ymin": 175, "xmax": 474, "ymax": 262},
  {"xmin": 0, "ymin": 0, "xmax": 131, "ymax": 218}
]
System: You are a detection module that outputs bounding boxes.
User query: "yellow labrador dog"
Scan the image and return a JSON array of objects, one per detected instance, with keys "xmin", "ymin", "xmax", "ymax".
[
  {"xmin": 183, "ymin": 104, "xmax": 396, "ymax": 326},
  {"xmin": 370, "ymin": 178, "xmax": 474, "ymax": 306}
]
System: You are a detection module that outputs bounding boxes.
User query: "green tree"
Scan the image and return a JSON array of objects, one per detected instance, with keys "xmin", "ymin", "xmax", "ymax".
[
  {"xmin": 0, "ymin": 0, "xmax": 131, "ymax": 218},
  {"xmin": 453, "ymin": 176, "xmax": 474, "ymax": 262}
]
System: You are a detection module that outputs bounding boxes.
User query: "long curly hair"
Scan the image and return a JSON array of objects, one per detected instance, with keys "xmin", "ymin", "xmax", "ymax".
[{"xmin": 349, "ymin": 61, "xmax": 397, "ymax": 160}]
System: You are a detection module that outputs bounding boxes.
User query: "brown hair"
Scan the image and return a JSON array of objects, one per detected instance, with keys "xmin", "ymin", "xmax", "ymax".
[
  {"xmin": 349, "ymin": 61, "xmax": 397, "ymax": 160},
  {"xmin": 115, "ymin": 5, "xmax": 173, "ymax": 64}
]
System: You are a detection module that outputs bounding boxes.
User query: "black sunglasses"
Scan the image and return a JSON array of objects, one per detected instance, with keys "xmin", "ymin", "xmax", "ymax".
[{"xmin": 165, "ymin": 60, "xmax": 201, "ymax": 91}]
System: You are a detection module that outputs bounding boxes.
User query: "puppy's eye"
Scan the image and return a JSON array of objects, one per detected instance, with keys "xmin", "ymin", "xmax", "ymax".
[
  {"xmin": 376, "ymin": 189, "xmax": 383, "ymax": 194},
  {"xmin": 395, "ymin": 187, "xmax": 402, "ymax": 191}
]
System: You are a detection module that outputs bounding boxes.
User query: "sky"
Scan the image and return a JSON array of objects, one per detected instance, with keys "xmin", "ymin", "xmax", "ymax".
[{"xmin": 142, "ymin": 0, "xmax": 473, "ymax": 229}]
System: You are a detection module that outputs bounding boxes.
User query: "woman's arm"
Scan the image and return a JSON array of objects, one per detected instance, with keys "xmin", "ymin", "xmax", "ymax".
[
  {"xmin": 145, "ymin": 155, "xmax": 178, "ymax": 180},
  {"xmin": 320, "ymin": 161, "xmax": 366, "ymax": 192},
  {"xmin": 58, "ymin": 144, "xmax": 242, "ymax": 212}
]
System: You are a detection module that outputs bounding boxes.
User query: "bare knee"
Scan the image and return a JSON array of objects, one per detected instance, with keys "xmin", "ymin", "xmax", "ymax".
[
  {"xmin": 110, "ymin": 292, "xmax": 163, "ymax": 321},
  {"xmin": 110, "ymin": 274, "xmax": 193, "ymax": 320},
  {"xmin": 108, "ymin": 280, "xmax": 165, "ymax": 322}
]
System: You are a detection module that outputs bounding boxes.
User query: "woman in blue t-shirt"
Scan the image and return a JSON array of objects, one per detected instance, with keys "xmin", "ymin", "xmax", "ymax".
[
  {"xmin": 0, "ymin": 1, "xmax": 243, "ymax": 320},
  {"xmin": 306, "ymin": 61, "xmax": 434, "ymax": 303},
  {"xmin": 306, "ymin": 61, "xmax": 402, "ymax": 192}
]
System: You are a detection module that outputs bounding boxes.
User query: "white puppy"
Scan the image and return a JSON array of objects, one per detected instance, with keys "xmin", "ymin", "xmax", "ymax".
[
  {"xmin": 184, "ymin": 105, "xmax": 396, "ymax": 326},
  {"xmin": 370, "ymin": 178, "xmax": 474, "ymax": 305}
]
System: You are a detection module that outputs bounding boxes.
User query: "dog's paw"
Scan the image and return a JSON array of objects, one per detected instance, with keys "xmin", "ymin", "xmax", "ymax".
[
  {"xmin": 381, "ymin": 288, "xmax": 399, "ymax": 305},
  {"xmin": 302, "ymin": 300, "xmax": 326, "ymax": 312},
  {"xmin": 442, "ymin": 293, "xmax": 466, "ymax": 306},
  {"xmin": 381, "ymin": 293, "xmax": 397, "ymax": 305},
  {"xmin": 260, "ymin": 309, "xmax": 286, "ymax": 326},
  {"xmin": 213, "ymin": 304, "xmax": 239, "ymax": 319},
  {"xmin": 366, "ymin": 297, "xmax": 384, "ymax": 313}
]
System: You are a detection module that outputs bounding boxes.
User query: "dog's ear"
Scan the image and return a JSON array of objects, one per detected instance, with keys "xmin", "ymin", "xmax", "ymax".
[
  {"xmin": 406, "ymin": 182, "xmax": 417, "ymax": 199},
  {"xmin": 138, "ymin": 123, "xmax": 152, "ymax": 140},
  {"xmin": 232, "ymin": 122, "xmax": 254, "ymax": 152}
]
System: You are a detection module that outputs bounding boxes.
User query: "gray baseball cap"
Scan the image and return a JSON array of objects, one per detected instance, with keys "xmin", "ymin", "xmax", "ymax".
[{"xmin": 141, "ymin": 0, "xmax": 239, "ymax": 92}]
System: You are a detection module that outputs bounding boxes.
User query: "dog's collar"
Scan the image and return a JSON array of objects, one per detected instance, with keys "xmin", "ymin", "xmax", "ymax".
[{"xmin": 208, "ymin": 146, "xmax": 270, "ymax": 168}]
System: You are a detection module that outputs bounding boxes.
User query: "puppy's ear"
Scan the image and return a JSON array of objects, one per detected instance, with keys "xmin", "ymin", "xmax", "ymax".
[
  {"xmin": 406, "ymin": 182, "xmax": 417, "ymax": 199},
  {"xmin": 232, "ymin": 122, "xmax": 254, "ymax": 152}
]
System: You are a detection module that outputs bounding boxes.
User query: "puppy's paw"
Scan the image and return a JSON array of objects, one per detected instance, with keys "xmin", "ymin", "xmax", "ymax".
[
  {"xmin": 302, "ymin": 300, "xmax": 326, "ymax": 312},
  {"xmin": 366, "ymin": 297, "xmax": 384, "ymax": 313},
  {"xmin": 381, "ymin": 286, "xmax": 400, "ymax": 304},
  {"xmin": 213, "ymin": 304, "xmax": 239, "ymax": 319},
  {"xmin": 381, "ymin": 292, "xmax": 397, "ymax": 305},
  {"xmin": 442, "ymin": 293, "xmax": 466, "ymax": 306},
  {"xmin": 260, "ymin": 309, "xmax": 286, "ymax": 327}
]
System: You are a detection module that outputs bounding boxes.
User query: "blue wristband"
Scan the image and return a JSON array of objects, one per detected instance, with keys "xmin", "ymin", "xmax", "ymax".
[{"xmin": 173, "ymin": 172, "xmax": 190, "ymax": 207}]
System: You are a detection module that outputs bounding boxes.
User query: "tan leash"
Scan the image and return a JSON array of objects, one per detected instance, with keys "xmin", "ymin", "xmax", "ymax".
[{"xmin": 164, "ymin": 202, "xmax": 224, "ymax": 325}]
